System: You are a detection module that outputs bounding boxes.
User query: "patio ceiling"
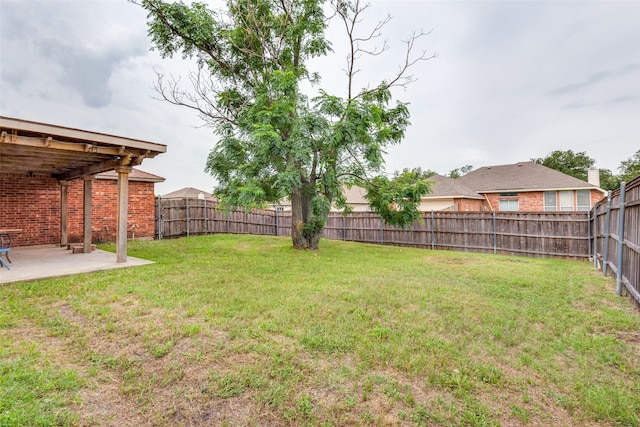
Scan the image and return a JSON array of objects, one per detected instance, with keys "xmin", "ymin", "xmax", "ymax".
[{"xmin": 0, "ymin": 116, "xmax": 166, "ymax": 180}]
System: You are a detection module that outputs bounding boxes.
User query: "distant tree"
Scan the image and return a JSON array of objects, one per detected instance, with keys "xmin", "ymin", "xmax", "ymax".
[
  {"xmin": 365, "ymin": 168, "xmax": 432, "ymax": 228},
  {"xmin": 599, "ymin": 168, "xmax": 621, "ymax": 191},
  {"xmin": 619, "ymin": 150, "xmax": 640, "ymax": 183},
  {"xmin": 448, "ymin": 164, "xmax": 473, "ymax": 179},
  {"xmin": 532, "ymin": 150, "xmax": 595, "ymax": 181},
  {"xmin": 139, "ymin": 0, "xmax": 434, "ymax": 249}
]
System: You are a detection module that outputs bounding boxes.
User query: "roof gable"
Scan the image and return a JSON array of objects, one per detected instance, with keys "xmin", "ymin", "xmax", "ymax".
[
  {"xmin": 161, "ymin": 187, "xmax": 216, "ymax": 200},
  {"xmin": 458, "ymin": 162, "xmax": 603, "ymax": 193},
  {"xmin": 426, "ymin": 174, "xmax": 484, "ymax": 199},
  {"xmin": 96, "ymin": 168, "xmax": 165, "ymax": 182}
]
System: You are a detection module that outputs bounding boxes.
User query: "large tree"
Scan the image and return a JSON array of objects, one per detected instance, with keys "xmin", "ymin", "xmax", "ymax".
[
  {"xmin": 532, "ymin": 150, "xmax": 595, "ymax": 181},
  {"xmin": 139, "ymin": 0, "xmax": 433, "ymax": 249},
  {"xmin": 619, "ymin": 149, "xmax": 640, "ymax": 183}
]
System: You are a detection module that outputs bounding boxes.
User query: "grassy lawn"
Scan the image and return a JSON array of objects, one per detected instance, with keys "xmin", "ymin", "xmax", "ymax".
[{"xmin": 1, "ymin": 235, "xmax": 639, "ymax": 426}]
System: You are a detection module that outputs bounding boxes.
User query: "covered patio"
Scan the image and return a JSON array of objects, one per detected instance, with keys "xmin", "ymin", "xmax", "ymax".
[
  {"xmin": 0, "ymin": 245, "xmax": 154, "ymax": 285},
  {"xmin": 0, "ymin": 116, "xmax": 166, "ymax": 268}
]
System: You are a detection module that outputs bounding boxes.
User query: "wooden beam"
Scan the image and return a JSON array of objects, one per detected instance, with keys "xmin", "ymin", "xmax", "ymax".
[
  {"xmin": 0, "ymin": 116, "xmax": 166, "ymax": 154},
  {"xmin": 1, "ymin": 134, "xmax": 129, "ymax": 156},
  {"xmin": 55, "ymin": 159, "xmax": 123, "ymax": 181}
]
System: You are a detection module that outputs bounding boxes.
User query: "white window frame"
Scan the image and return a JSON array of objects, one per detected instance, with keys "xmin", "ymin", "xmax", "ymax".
[
  {"xmin": 499, "ymin": 199, "xmax": 519, "ymax": 211},
  {"xmin": 559, "ymin": 191, "xmax": 574, "ymax": 211},
  {"xmin": 544, "ymin": 191, "xmax": 557, "ymax": 211},
  {"xmin": 576, "ymin": 190, "xmax": 591, "ymax": 211}
]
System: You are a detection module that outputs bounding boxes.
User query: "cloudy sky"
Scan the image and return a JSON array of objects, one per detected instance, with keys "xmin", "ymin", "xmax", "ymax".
[{"xmin": 1, "ymin": 0, "xmax": 639, "ymax": 195}]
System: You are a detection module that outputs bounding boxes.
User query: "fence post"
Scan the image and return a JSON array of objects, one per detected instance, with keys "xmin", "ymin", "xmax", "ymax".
[
  {"xmin": 343, "ymin": 215, "xmax": 347, "ymax": 241},
  {"xmin": 204, "ymin": 199, "xmax": 208, "ymax": 234},
  {"xmin": 275, "ymin": 209, "xmax": 279, "ymax": 236},
  {"xmin": 380, "ymin": 216, "xmax": 384, "ymax": 244},
  {"xmin": 592, "ymin": 203, "xmax": 598, "ymax": 268},
  {"xmin": 430, "ymin": 210, "xmax": 435, "ymax": 250},
  {"xmin": 186, "ymin": 197, "xmax": 190, "ymax": 237},
  {"xmin": 602, "ymin": 192, "xmax": 612, "ymax": 275},
  {"xmin": 156, "ymin": 196, "xmax": 163, "ymax": 240},
  {"xmin": 616, "ymin": 183, "xmax": 626, "ymax": 296},
  {"xmin": 587, "ymin": 208, "xmax": 592, "ymax": 261},
  {"xmin": 492, "ymin": 210, "xmax": 497, "ymax": 255}
]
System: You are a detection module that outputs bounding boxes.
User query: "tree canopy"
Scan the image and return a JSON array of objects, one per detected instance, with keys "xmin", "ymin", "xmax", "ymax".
[
  {"xmin": 532, "ymin": 149, "xmax": 640, "ymax": 191},
  {"xmin": 532, "ymin": 150, "xmax": 595, "ymax": 182},
  {"xmin": 139, "ymin": 0, "xmax": 433, "ymax": 249},
  {"xmin": 619, "ymin": 149, "xmax": 640, "ymax": 183}
]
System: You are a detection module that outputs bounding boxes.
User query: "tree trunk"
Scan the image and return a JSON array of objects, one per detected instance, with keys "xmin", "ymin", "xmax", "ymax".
[{"xmin": 290, "ymin": 183, "xmax": 324, "ymax": 250}]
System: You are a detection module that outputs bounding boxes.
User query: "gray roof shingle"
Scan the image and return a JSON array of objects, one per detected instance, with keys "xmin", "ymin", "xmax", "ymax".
[{"xmin": 457, "ymin": 161, "xmax": 602, "ymax": 193}]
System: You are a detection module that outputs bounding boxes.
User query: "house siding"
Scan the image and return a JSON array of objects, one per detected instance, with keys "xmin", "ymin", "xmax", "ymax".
[{"xmin": 0, "ymin": 173, "xmax": 157, "ymax": 247}]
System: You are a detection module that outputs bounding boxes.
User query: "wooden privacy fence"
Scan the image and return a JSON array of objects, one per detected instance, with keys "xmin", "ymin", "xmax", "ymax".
[
  {"xmin": 591, "ymin": 175, "xmax": 640, "ymax": 307},
  {"xmin": 156, "ymin": 197, "xmax": 590, "ymax": 259}
]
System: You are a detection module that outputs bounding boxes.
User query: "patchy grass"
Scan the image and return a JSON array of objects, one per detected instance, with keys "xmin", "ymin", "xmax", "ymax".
[{"xmin": 1, "ymin": 234, "xmax": 639, "ymax": 426}]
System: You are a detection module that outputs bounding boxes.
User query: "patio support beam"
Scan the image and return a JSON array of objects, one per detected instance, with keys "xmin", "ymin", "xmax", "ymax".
[
  {"xmin": 83, "ymin": 177, "xmax": 93, "ymax": 253},
  {"xmin": 116, "ymin": 166, "xmax": 132, "ymax": 263},
  {"xmin": 60, "ymin": 180, "xmax": 69, "ymax": 247}
]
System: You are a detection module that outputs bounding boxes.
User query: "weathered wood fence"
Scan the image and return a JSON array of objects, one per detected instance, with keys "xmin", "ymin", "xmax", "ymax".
[
  {"xmin": 591, "ymin": 175, "xmax": 640, "ymax": 307},
  {"xmin": 156, "ymin": 197, "xmax": 589, "ymax": 259}
]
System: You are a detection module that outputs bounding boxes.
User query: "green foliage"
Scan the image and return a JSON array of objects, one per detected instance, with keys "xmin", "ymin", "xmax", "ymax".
[
  {"xmin": 364, "ymin": 168, "xmax": 432, "ymax": 228},
  {"xmin": 448, "ymin": 164, "xmax": 473, "ymax": 178},
  {"xmin": 599, "ymin": 168, "xmax": 621, "ymax": 191},
  {"xmin": 532, "ymin": 150, "xmax": 595, "ymax": 181},
  {"xmin": 140, "ymin": 0, "xmax": 430, "ymax": 248},
  {"xmin": 618, "ymin": 149, "xmax": 640, "ymax": 183}
]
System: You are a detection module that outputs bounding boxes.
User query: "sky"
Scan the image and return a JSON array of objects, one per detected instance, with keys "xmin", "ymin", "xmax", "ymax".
[{"xmin": 1, "ymin": 0, "xmax": 639, "ymax": 195}]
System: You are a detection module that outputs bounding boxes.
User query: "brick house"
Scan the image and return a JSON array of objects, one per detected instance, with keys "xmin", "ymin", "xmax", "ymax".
[
  {"xmin": 431, "ymin": 161, "xmax": 606, "ymax": 212},
  {"xmin": 0, "ymin": 116, "xmax": 166, "ymax": 261},
  {"xmin": 334, "ymin": 162, "xmax": 605, "ymax": 213}
]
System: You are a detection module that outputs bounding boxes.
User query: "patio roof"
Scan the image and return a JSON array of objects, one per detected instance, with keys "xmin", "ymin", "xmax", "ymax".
[
  {"xmin": 0, "ymin": 116, "xmax": 167, "ymax": 263},
  {"xmin": 0, "ymin": 116, "xmax": 166, "ymax": 180}
]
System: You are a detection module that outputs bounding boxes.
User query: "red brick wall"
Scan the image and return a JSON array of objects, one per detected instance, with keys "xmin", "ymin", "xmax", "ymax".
[
  {"xmin": 0, "ymin": 174, "xmax": 60, "ymax": 246},
  {"xmin": 453, "ymin": 198, "xmax": 487, "ymax": 211},
  {"xmin": 0, "ymin": 173, "xmax": 156, "ymax": 247},
  {"xmin": 485, "ymin": 190, "xmax": 604, "ymax": 212}
]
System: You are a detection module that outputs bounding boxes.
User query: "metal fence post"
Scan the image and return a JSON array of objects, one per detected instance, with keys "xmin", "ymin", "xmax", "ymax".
[
  {"xmin": 204, "ymin": 199, "xmax": 208, "ymax": 234},
  {"xmin": 587, "ymin": 208, "xmax": 592, "ymax": 261},
  {"xmin": 616, "ymin": 182, "xmax": 626, "ymax": 296},
  {"xmin": 186, "ymin": 197, "xmax": 190, "ymax": 237},
  {"xmin": 593, "ymin": 203, "xmax": 598, "ymax": 268},
  {"xmin": 275, "ymin": 209, "xmax": 279, "ymax": 236},
  {"xmin": 603, "ymin": 192, "xmax": 612, "ymax": 275},
  {"xmin": 156, "ymin": 196, "xmax": 163, "ymax": 240},
  {"xmin": 492, "ymin": 210, "xmax": 497, "ymax": 255},
  {"xmin": 430, "ymin": 210, "xmax": 435, "ymax": 250},
  {"xmin": 343, "ymin": 215, "xmax": 347, "ymax": 241}
]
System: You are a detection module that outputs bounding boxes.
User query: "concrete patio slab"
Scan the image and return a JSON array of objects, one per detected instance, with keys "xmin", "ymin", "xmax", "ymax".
[{"xmin": 0, "ymin": 245, "xmax": 154, "ymax": 285}]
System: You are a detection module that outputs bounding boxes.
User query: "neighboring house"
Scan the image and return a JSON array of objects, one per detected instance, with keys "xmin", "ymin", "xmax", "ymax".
[
  {"xmin": 161, "ymin": 187, "xmax": 217, "ymax": 201},
  {"xmin": 268, "ymin": 162, "xmax": 606, "ymax": 213},
  {"xmin": 454, "ymin": 162, "xmax": 605, "ymax": 212},
  {"xmin": 68, "ymin": 168, "xmax": 165, "ymax": 242},
  {"xmin": 419, "ymin": 174, "xmax": 486, "ymax": 211}
]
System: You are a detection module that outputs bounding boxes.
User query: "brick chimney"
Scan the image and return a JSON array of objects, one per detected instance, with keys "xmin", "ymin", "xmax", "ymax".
[{"xmin": 588, "ymin": 167, "xmax": 600, "ymax": 187}]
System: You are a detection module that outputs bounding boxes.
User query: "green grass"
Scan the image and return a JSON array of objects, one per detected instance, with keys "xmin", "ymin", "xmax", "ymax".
[{"xmin": 1, "ymin": 234, "xmax": 639, "ymax": 426}]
